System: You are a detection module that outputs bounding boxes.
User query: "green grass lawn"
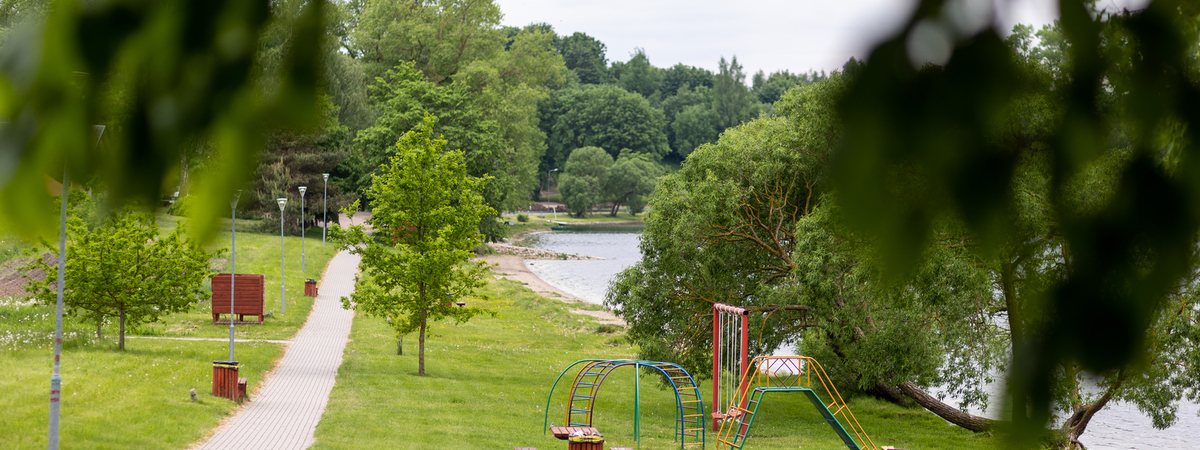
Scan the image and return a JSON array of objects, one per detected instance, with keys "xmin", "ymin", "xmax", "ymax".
[
  {"xmin": 0, "ymin": 298, "xmax": 283, "ymax": 450},
  {"xmin": 137, "ymin": 216, "xmax": 340, "ymax": 341},
  {"xmin": 0, "ymin": 214, "xmax": 338, "ymax": 449},
  {"xmin": 311, "ymin": 276, "xmax": 999, "ymax": 450}
]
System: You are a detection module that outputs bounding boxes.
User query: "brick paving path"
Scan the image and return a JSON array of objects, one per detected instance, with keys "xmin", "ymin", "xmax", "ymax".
[{"xmin": 195, "ymin": 250, "xmax": 360, "ymax": 450}]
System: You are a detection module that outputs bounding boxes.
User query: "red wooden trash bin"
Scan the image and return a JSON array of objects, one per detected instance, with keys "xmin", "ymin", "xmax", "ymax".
[
  {"xmin": 567, "ymin": 435, "xmax": 603, "ymax": 450},
  {"xmin": 304, "ymin": 279, "xmax": 318, "ymax": 296},
  {"xmin": 212, "ymin": 361, "xmax": 240, "ymax": 402}
]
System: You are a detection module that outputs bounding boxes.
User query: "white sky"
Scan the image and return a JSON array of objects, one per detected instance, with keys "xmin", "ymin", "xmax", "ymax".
[{"xmin": 495, "ymin": 0, "xmax": 1150, "ymax": 76}]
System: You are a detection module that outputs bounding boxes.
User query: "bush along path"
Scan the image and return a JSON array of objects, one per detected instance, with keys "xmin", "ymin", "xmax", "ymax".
[{"xmin": 194, "ymin": 250, "xmax": 360, "ymax": 450}]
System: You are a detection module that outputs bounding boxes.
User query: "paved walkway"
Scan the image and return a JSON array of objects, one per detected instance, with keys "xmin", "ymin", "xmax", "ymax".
[{"xmin": 195, "ymin": 250, "xmax": 360, "ymax": 450}]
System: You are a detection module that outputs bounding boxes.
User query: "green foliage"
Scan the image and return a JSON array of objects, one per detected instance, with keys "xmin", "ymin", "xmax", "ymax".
[
  {"xmin": 660, "ymin": 63, "xmax": 715, "ymax": 97},
  {"xmin": 751, "ymin": 69, "xmax": 827, "ymax": 105},
  {"xmin": 603, "ymin": 150, "xmax": 663, "ymax": 216},
  {"xmin": 713, "ymin": 56, "xmax": 759, "ymax": 130},
  {"xmin": 349, "ymin": 0, "xmax": 502, "ymax": 82},
  {"xmin": 614, "ymin": 48, "xmax": 663, "ymax": 98},
  {"xmin": 0, "ymin": 0, "xmax": 326, "ymax": 243},
  {"xmin": 516, "ymin": 213, "xmax": 529, "ymax": 223},
  {"xmin": 558, "ymin": 147, "xmax": 613, "ymax": 217},
  {"xmin": 340, "ymin": 116, "xmax": 496, "ymax": 375},
  {"xmin": 834, "ymin": 0, "xmax": 1200, "ymax": 438},
  {"xmin": 559, "ymin": 31, "xmax": 609, "ymax": 84},
  {"xmin": 21, "ymin": 205, "xmax": 220, "ymax": 350},
  {"xmin": 540, "ymin": 84, "xmax": 670, "ymax": 168}
]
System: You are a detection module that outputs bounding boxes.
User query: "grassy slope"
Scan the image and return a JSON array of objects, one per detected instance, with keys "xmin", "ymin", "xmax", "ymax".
[
  {"xmin": 312, "ymin": 276, "xmax": 998, "ymax": 450},
  {"xmin": 0, "ymin": 215, "xmax": 340, "ymax": 449}
]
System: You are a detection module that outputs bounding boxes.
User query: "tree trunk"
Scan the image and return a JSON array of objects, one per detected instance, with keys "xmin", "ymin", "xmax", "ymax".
[
  {"xmin": 397, "ymin": 335, "xmax": 403, "ymax": 356},
  {"xmin": 871, "ymin": 381, "xmax": 914, "ymax": 407},
  {"xmin": 610, "ymin": 199, "xmax": 623, "ymax": 217},
  {"xmin": 118, "ymin": 309, "xmax": 126, "ymax": 350},
  {"xmin": 96, "ymin": 321, "xmax": 102, "ymax": 340},
  {"xmin": 418, "ymin": 311, "xmax": 427, "ymax": 375},
  {"xmin": 1060, "ymin": 382, "xmax": 1118, "ymax": 449},
  {"xmin": 897, "ymin": 381, "xmax": 995, "ymax": 432}
]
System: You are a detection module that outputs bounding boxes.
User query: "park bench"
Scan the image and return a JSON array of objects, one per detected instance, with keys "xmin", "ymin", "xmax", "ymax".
[{"xmin": 211, "ymin": 273, "xmax": 265, "ymax": 325}]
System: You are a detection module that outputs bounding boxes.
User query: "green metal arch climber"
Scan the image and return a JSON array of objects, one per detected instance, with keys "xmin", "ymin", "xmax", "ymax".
[{"xmin": 543, "ymin": 359, "xmax": 706, "ymax": 449}]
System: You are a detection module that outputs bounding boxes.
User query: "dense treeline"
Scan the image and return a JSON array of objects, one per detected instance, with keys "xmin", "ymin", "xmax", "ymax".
[{"xmin": 224, "ymin": 0, "xmax": 828, "ymax": 232}]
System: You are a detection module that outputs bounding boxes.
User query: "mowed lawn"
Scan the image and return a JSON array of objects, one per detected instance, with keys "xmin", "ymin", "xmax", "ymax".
[
  {"xmin": 0, "ymin": 216, "xmax": 340, "ymax": 450},
  {"xmin": 311, "ymin": 276, "xmax": 999, "ymax": 450}
]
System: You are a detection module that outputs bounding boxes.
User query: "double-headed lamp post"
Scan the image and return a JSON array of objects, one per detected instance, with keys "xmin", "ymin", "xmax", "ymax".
[
  {"xmin": 299, "ymin": 186, "xmax": 307, "ymax": 274},
  {"xmin": 322, "ymin": 173, "xmax": 329, "ymax": 244},
  {"xmin": 277, "ymin": 198, "xmax": 288, "ymax": 315}
]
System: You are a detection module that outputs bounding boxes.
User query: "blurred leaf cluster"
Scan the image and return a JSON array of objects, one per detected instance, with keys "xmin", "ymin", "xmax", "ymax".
[
  {"xmin": 836, "ymin": 0, "xmax": 1200, "ymax": 439},
  {"xmin": 0, "ymin": 0, "xmax": 326, "ymax": 242}
]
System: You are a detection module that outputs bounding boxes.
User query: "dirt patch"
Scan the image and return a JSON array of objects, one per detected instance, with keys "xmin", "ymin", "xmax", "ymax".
[
  {"xmin": 0, "ymin": 254, "xmax": 49, "ymax": 297},
  {"xmin": 486, "ymin": 242, "xmax": 602, "ymax": 260}
]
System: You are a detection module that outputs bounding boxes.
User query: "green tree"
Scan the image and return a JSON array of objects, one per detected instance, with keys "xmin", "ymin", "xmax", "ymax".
[
  {"xmin": 751, "ymin": 69, "xmax": 825, "ymax": 105},
  {"xmin": 540, "ymin": 84, "xmax": 670, "ymax": 168},
  {"xmin": 558, "ymin": 146, "xmax": 613, "ymax": 217},
  {"xmin": 339, "ymin": 116, "xmax": 495, "ymax": 376},
  {"xmin": 614, "ymin": 48, "xmax": 662, "ymax": 98},
  {"xmin": 22, "ymin": 205, "xmax": 219, "ymax": 350},
  {"xmin": 603, "ymin": 150, "xmax": 662, "ymax": 216},
  {"xmin": 559, "ymin": 31, "xmax": 609, "ymax": 84},
  {"xmin": 713, "ymin": 56, "xmax": 758, "ymax": 130},
  {"xmin": 349, "ymin": 0, "xmax": 503, "ymax": 82},
  {"xmin": 659, "ymin": 63, "xmax": 714, "ymax": 99},
  {"xmin": 671, "ymin": 102, "xmax": 720, "ymax": 158}
]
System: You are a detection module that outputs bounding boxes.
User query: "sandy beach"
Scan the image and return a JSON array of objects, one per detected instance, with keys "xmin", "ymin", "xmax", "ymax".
[{"xmin": 481, "ymin": 253, "xmax": 624, "ymax": 325}]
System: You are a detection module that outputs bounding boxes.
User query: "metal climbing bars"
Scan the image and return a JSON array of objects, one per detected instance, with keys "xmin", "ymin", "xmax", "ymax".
[
  {"xmin": 544, "ymin": 359, "xmax": 706, "ymax": 449},
  {"xmin": 715, "ymin": 356, "xmax": 879, "ymax": 450}
]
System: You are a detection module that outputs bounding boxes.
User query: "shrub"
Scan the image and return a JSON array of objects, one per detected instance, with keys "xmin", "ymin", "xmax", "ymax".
[{"xmin": 516, "ymin": 213, "xmax": 529, "ymax": 223}]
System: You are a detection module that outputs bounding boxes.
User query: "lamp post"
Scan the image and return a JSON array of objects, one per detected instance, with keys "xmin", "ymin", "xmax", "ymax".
[
  {"xmin": 47, "ymin": 170, "xmax": 68, "ymax": 450},
  {"xmin": 229, "ymin": 190, "xmax": 241, "ymax": 362},
  {"xmin": 322, "ymin": 173, "xmax": 329, "ymax": 244},
  {"xmin": 277, "ymin": 198, "xmax": 287, "ymax": 315},
  {"xmin": 545, "ymin": 168, "xmax": 558, "ymax": 201},
  {"xmin": 299, "ymin": 186, "xmax": 307, "ymax": 274}
]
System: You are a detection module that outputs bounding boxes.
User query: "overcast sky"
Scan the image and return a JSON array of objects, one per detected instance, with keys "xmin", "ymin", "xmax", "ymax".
[{"xmin": 495, "ymin": 0, "xmax": 1150, "ymax": 76}]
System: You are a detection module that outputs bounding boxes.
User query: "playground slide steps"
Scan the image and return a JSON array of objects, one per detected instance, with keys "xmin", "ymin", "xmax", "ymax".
[{"xmin": 718, "ymin": 387, "xmax": 863, "ymax": 450}]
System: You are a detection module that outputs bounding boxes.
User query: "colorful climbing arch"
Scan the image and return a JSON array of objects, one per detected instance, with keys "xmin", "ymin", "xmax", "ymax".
[{"xmin": 544, "ymin": 359, "xmax": 706, "ymax": 449}]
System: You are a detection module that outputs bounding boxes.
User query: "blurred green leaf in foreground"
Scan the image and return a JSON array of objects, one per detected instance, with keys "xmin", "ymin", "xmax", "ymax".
[
  {"xmin": 0, "ymin": 0, "xmax": 326, "ymax": 242},
  {"xmin": 836, "ymin": 0, "xmax": 1200, "ymax": 442}
]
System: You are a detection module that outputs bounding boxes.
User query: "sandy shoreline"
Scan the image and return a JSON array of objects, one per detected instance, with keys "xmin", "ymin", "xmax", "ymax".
[{"xmin": 480, "ymin": 254, "xmax": 624, "ymax": 325}]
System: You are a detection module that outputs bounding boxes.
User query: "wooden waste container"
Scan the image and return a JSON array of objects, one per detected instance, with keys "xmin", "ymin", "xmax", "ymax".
[
  {"xmin": 567, "ymin": 435, "xmax": 604, "ymax": 450},
  {"xmin": 212, "ymin": 361, "xmax": 240, "ymax": 402},
  {"xmin": 304, "ymin": 278, "xmax": 318, "ymax": 296}
]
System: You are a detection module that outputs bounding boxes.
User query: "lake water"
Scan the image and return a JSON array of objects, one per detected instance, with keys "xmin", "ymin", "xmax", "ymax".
[{"xmin": 517, "ymin": 228, "xmax": 1200, "ymax": 449}]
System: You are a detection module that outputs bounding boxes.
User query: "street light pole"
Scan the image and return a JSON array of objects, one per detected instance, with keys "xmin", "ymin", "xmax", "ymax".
[
  {"xmin": 322, "ymin": 173, "xmax": 329, "ymax": 245},
  {"xmin": 229, "ymin": 190, "xmax": 241, "ymax": 362},
  {"xmin": 47, "ymin": 170, "xmax": 68, "ymax": 450},
  {"xmin": 546, "ymin": 168, "xmax": 558, "ymax": 201},
  {"xmin": 277, "ymin": 198, "xmax": 287, "ymax": 315},
  {"xmin": 299, "ymin": 186, "xmax": 307, "ymax": 274}
]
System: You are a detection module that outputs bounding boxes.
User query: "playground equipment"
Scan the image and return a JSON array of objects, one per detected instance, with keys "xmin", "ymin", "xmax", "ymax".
[
  {"xmin": 711, "ymin": 303, "xmax": 878, "ymax": 450},
  {"xmin": 714, "ymin": 356, "xmax": 878, "ymax": 450},
  {"xmin": 544, "ymin": 359, "xmax": 706, "ymax": 449}
]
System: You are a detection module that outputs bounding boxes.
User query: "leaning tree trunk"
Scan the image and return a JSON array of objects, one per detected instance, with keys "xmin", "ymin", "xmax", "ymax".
[
  {"xmin": 1060, "ymin": 385, "xmax": 1117, "ymax": 449},
  {"xmin": 397, "ymin": 335, "xmax": 403, "ymax": 356},
  {"xmin": 897, "ymin": 381, "xmax": 996, "ymax": 432}
]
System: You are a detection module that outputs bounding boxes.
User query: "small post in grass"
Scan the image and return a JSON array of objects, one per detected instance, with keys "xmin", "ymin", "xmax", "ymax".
[{"xmin": 322, "ymin": 173, "xmax": 329, "ymax": 244}]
